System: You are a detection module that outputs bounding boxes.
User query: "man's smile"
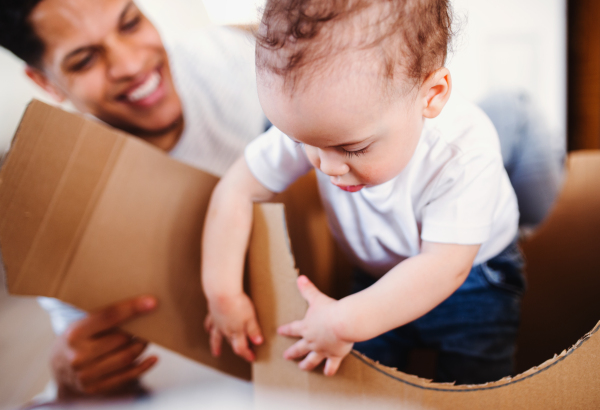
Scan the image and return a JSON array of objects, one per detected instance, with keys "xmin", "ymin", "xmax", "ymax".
[{"xmin": 117, "ymin": 66, "xmax": 165, "ymax": 108}]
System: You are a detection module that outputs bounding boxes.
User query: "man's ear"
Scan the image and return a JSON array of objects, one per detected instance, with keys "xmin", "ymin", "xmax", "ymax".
[
  {"xmin": 24, "ymin": 65, "xmax": 67, "ymax": 103},
  {"xmin": 420, "ymin": 68, "xmax": 451, "ymax": 119}
]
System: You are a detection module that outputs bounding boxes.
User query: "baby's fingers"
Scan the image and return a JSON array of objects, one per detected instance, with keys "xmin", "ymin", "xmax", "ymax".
[
  {"xmin": 209, "ymin": 327, "xmax": 223, "ymax": 357},
  {"xmin": 246, "ymin": 317, "xmax": 263, "ymax": 346},
  {"xmin": 278, "ymin": 320, "xmax": 303, "ymax": 338},
  {"xmin": 324, "ymin": 356, "xmax": 343, "ymax": 376},
  {"xmin": 299, "ymin": 351, "xmax": 325, "ymax": 371},
  {"xmin": 204, "ymin": 314, "xmax": 214, "ymax": 333},
  {"xmin": 283, "ymin": 339, "xmax": 310, "ymax": 360},
  {"xmin": 231, "ymin": 333, "xmax": 255, "ymax": 362}
]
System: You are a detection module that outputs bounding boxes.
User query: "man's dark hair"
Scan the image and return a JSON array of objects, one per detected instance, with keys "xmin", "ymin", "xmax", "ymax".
[{"xmin": 0, "ymin": 0, "xmax": 45, "ymax": 68}]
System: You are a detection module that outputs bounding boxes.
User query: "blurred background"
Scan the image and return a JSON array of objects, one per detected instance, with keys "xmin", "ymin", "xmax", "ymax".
[{"xmin": 0, "ymin": 0, "xmax": 567, "ymax": 155}]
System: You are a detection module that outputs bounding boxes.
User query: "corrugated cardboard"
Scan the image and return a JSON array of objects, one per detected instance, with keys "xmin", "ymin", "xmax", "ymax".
[
  {"xmin": 1, "ymin": 101, "xmax": 600, "ymax": 408},
  {"xmin": 249, "ymin": 204, "xmax": 600, "ymax": 409},
  {"xmin": 0, "ymin": 100, "xmax": 248, "ymax": 380},
  {"xmin": 517, "ymin": 151, "xmax": 600, "ymax": 373}
]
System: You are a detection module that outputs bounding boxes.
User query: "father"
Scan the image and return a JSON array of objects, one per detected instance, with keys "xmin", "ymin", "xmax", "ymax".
[{"xmin": 0, "ymin": 0, "xmax": 266, "ymax": 398}]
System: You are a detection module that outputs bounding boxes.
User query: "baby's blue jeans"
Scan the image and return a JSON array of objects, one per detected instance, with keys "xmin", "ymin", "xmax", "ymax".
[{"xmin": 352, "ymin": 239, "xmax": 525, "ymax": 385}]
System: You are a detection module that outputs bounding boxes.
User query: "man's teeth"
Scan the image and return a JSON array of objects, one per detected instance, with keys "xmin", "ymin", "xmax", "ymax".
[{"xmin": 127, "ymin": 72, "xmax": 161, "ymax": 102}]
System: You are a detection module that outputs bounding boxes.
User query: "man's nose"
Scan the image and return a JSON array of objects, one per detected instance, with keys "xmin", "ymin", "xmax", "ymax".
[
  {"xmin": 318, "ymin": 149, "xmax": 349, "ymax": 177},
  {"xmin": 106, "ymin": 39, "xmax": 144, "ymax": 80}
]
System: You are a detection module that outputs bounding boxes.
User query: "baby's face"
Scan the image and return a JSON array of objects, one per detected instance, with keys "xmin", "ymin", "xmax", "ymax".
[{"xmin": 257, "ymin": 64, "xmax": 426, "ymax": 192}]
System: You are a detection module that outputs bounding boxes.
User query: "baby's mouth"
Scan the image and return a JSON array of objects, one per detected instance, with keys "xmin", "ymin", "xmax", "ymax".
[{"xmin": 335, "ymin": 184, "xmax": 365, "ymax": 193}]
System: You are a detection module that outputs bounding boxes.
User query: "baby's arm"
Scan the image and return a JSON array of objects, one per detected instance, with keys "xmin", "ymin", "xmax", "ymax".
[
  {"xmin": 201, "ymin": 157, "xmax": 276, "ymax": 361},
  {"xmin": 278, "ymin": 241, "xmax": 480, "ymax": 374}
]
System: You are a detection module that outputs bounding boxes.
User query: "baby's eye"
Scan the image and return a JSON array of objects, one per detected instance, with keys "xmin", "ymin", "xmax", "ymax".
[{"xmin": 343, "ymin": 147, "xmax": 368, "ymax": 158}]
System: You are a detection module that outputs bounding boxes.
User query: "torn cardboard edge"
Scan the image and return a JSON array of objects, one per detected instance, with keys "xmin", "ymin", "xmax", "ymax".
[
  {"xmin": 516, "ymin": 150, "xmax": 600, "ymax": 374},
  {"xmin": 1, "ymin": 101, "xmax": 599, "ymax": 408},
  {"xmin": 249, "ymin": 202, "xmax": 600, "ymax": 409}
]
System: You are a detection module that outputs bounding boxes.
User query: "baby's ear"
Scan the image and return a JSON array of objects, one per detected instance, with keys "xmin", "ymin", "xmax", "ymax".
[
  {"xmin": 25, "ymin": 65, "xmax": 67, "ymax": 103},
  {"xmin": 421, "ymin": 68, "xmax": 451, "ymax": 119}
]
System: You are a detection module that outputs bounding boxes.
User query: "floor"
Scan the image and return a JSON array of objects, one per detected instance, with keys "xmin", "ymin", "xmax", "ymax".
[
  {"xmin": 0, "ymin": 285, "xmax": 254, "ymax": 410},
  {"xmin": 0, "ymin": 286, "xmax": 55, "ymax": 410}
]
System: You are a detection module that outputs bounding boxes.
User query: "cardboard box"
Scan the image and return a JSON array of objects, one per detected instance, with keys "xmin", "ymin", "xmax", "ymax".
[{"xmin": 1, "ymin": 101, "xmax": 599, "ymax": 408}]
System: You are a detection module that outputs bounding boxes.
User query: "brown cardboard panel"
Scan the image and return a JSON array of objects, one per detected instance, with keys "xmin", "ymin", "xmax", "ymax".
[
  {"xmin": 518, "ymin": 151, "xmax": 600, "ymax": 372},
  {"xmin": 249, "ymin": 203, "xmax": 600, "ymax": 409},
  {"xmin": 273, "ymin": 174, "xmax": 351, "ymax": 300},
  {"xmin": 0, "ymin": 101, "xmax": 123, "ymax": 296},
  {"xmin": 0, "ymin": 100, "xmax": 250, "ymax": 380}
]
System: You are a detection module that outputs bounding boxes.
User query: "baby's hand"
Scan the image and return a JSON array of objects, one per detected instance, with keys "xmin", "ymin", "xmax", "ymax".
[
  {"xmin": 204, "ymin": 293, "xmax": 263, "ymax": 362},
  {"xmin": 278, "ymin": 276, "xmax": 353, "ymax": 376}
]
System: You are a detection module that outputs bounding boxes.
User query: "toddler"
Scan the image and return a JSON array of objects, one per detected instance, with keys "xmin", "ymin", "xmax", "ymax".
[{"xmin": 202, "ymin": 0, "xmax": 523, "ymax": 384}]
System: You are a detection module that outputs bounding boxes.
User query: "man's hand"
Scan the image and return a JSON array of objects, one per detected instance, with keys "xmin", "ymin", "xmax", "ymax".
[
  {"xmin": 277, "ymin": 276, "xmax": 353, "ymax": 376},
  {"xmin": 51, "ymin": 296, "xmax": 158, "ymax": 398},
  {"xmin": 205, "ymin": 292, "xmax": 263, "ymax": 362}
]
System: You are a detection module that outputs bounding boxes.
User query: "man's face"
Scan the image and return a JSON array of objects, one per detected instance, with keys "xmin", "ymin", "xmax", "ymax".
[{"xmin": 29, "ymin": 0, "xmax": 182, "ymax": 136}]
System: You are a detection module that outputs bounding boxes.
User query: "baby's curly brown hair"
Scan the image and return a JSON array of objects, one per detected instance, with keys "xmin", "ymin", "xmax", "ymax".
[{"xmin": 256, "ymin": 0, "xmax": 455, "ymax": 92}]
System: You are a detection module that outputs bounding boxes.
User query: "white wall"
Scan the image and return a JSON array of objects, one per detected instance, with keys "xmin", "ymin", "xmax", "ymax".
[
  {"xmin": 0, "ymin": 50, "xmax": 52, "ymax": 154},
  {"xmin": 202, "ymin": 0, "xmax": 264, "ymax": 25},
  {"xmin": 202, "ymin": 0, "xmax": 567, "ymax": 153},
  {"xmin": 448, "ymin": 0, "xmax": 567, "ymax": 153},
  {"xmin": 0, "ymin": 0, "xmax": 566, "ymax": 154}
]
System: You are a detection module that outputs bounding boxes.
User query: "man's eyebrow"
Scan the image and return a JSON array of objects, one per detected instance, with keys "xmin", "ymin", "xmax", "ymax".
[
  {"xmin": 63, "ymin": 46, "xmax": 93, "ymax": 64},
  {"xmin": 62, "ymin": 1, "xmax": 136, "ymax": 64},
  {"xmin": 119, "ymin": 1, "xmax": 136, "ymax": 23}
]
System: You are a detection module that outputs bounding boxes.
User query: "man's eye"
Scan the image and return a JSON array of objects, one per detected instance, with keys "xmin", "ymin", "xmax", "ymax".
[
  {"xmin": 121, "ymin": 15, "xmax": 141, "ymax": 32},
  {"xmin": 69, "ymin": 53, "xmax": 96, "ymax": 72},
  {"xmin": 343, "ymin": 148, "xmax": 368, "ymax": 157}
]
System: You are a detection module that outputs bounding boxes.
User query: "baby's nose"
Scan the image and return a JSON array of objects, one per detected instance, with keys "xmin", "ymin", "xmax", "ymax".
[{"xmin": 318, "ymin": 149, "xmax": 350, "ymax": 177}]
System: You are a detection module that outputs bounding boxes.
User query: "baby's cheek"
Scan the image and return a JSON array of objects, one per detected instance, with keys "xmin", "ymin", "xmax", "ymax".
[
  {"xmin": 354, "ymin": 160, "xmax": 379, "ymax": 182},
  {"xmin": 357, "ymin": 160, "xmax": 398, "ymax": 186},
  {"xmin": 304, "ymin": 146, "xmax": 320, "ymax": 169}
]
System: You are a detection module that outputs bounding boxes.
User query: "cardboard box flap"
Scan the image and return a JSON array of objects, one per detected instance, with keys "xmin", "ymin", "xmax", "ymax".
[
  {"xmin": 0, "ymin": 100, "xmax": 250, "ymax": 380},
  {"xmin": 249, "ymin": 202, "xmax": 600, "ymax": 409},
  {"xmin": 518, "ymin": 150, "xmax": 600, "ymax": 372},
  {"xmin": 0, "ymin": 100, "xmax": 125, "ymax": 296}
]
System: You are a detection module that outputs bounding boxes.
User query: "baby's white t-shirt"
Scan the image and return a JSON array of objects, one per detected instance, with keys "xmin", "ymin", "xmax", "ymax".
[{"xmin": 245, "ymin": 94, "xmax": 519, "ymax": 276}]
